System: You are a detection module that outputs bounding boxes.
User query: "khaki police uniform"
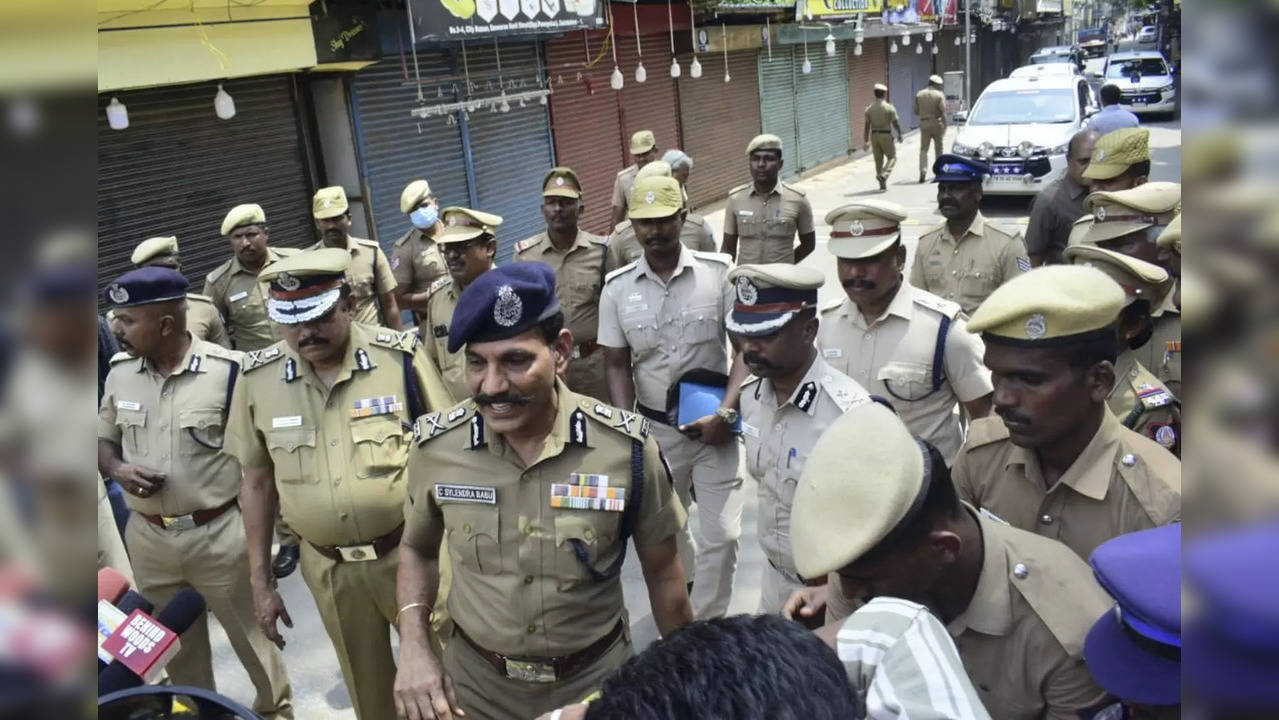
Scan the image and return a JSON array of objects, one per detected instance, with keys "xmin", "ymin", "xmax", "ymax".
[
  {"xmin": 607, "ymin": 215, "xmax": 717, "ymax": 268},
  {"xmin": 391, "ymin": 227, "xmax": 446, "ymax": 316},
  {"xmin": 404, "ymin": 383, "xmax": 686, "ymax": 720},
  {"xmin": 99, "ymin": 335, "xmax": 292, "ymax": 717},
  {"xmin": 1109, "ymin": 351, "xmax": 1180, "ymax": 452},
  {"xmin": 306, "ymin": 236, "xmax": 397, "ymax": 327},
  {"xmin": 610, "ymin": 165, "xmax": 640, "ymax": 218},
  {"xmin": 184, "ymin": 293, "xmax": 231, "ymax": 348},
  {"xmin": 514, "ymin": 230, "xmax": 611, "ymax": 401},
  {"xmin": 722, "ymin": 183, "xmax": 815, "ymax": 265},
  {"xmin": 910, "ymin": 213, "xmax": 1030, "ymax": 316},
  {"xmin": 865, "ymin": 98, "xmax": 901, "ymax": 181},
  {"xmin": 203, "ymin": 248, "xmax": 300, "ymax": 351},
  {"xmin": 915, "ymin": 81, "xmax": 947, "ymax": 177},
  {"xmin": 223, "ymin": 323, "xmax": 451, "ymax": 720},
  {"xmin": 421, "ymin": 274, "xmax": 486, "ymax": 403},
  {"xmin": 1145, "ymin": 299, "xmax": 1181, "ymax": 395}
]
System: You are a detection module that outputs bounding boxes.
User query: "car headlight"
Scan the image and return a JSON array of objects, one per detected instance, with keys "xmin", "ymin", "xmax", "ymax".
[
  {"xmin": 1158, "ymin": 82, "xmax": 1175, "ymax": 93},
  {"xmin": 1048, "ymin": 142, "xmax": 1069, "ymax": 155},
  {"xmin": 951, "ymin": 141, "xmax": 974, "ymax": 156},
  {"xmin": 1017, "ymin": 141, "xmax": 1035, "ymax": 158},
  {"xmin": 978, "ymin": 142, "xmax": 995, "ymax": 160}
]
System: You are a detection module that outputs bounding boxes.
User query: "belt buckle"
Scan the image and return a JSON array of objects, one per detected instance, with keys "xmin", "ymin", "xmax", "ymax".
[
  {"xmin": 338, "ymin": 543, "xmax": 378, "ymax": 562},
  {"xmin": 161, "ymin": 514, "xmax": 197, "ymax": 531},
  {"xmin": 504, "ymin": 658, "xmax": 557, "ymax": 683}
]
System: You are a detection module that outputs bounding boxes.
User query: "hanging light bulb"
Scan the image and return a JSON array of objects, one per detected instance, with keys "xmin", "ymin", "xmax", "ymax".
[
  {"xmin": 214, "ymin": 84, "xmax": 236, "ymax": 120},
  {"xmin": 932, "ymin": 43, "xmax": 939, "ymax": 54},
  {"xmin": 925, "ymin": 31, "xmax": 933, "ymax": 42},
  {"xmin": 688, "ymin": 2, "xmax": 702, "ymax": 79},
  {"xmin": 916, "ymin": 42, "xmax": 923, "ymax": 54},
  {"xmin": 500, "ymin": 94, "xmax": 511, "ymax": 112},
  {"xmin": 106, "ymin": 97, "xmax": 128, "ymax": 130},
  {"xmin": 802, "ymin": 57, "xmax": 812, "ymax": 74},
  {"xmin": 670, "ymin": 58, "xmax": 681, "ymax": 78},
  {"xmin": 890, "ymin": 40, "xmax": 898, "ymax": 53},
  {"xmin": 611, "ymin": 66, "xmax": 624, "ymax": 90},
  {"xmin": 665, "ymin": 0, "xmax": 680, "ymax": 79},
  {"xmin": 690, "ymin": 56, "xmax": 703, "ymax": 78},
  {"xmin": 721, "ymin": 23, "xmax": 730, "ymax": 83},
  {"xmin": 854, "ymin": 43, "xmax": 863, "ymax": 56},
  {"xmin": 724, "ymin": 72, "xmax": 731, "ymax": 83},
  {"xmin": 824, "ymin": 33, "xmax": 836, "ymax": 57},
  {"xmin": 901, "ymin": 32, "xmax": 910, "ymax": 46},
  {"xmin": 632, "ymin": 2, "xmax": 645, "ymax": 83},
  {"xmin": 635, "ymin": 62, "xmax": 647, "ymax": 83},
  {"xmin": 540, "ymin": 93, "xmax": 548, "ymax": 105}
]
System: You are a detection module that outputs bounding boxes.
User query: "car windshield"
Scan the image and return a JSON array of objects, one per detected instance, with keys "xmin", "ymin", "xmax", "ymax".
[
  {"xmin": 1107, "ymin": 58, "xmax": 1167, "ymax": 78},
  {"xmin": 1032, "ymin": 53, "xmax": 1070, "ymax": 64},
  {"xmin": 968, "ymin": 89, "xmax": 1077, "ymax": 124}
]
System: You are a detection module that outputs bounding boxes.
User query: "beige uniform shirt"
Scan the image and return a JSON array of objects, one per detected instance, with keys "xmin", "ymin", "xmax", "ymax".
[
  {"xmin": 1109, "ymin": 351, "xmax": 1179, "ymax": 452},
  {"xmin": 597, "ymin": 247, "xmax": 735, "ymax": 411},
  {"xmin": 1141, "ymin": 300, "xmax": 1180, "ymax": 395},
  {"xmin": 606, "ymin": 215, "xmax": 717, "ymax": 268},
  {"xmin": 403, "ymin": 382, "xmax": 686, "ymax": 657},
  {"xmin": 222, "ymin": 324, "xmax": 451, "ymax": 546},
  {"xmin": 186, "ymin": 294, "xmax": 231, "ymax": 348},
  {"xmin": 910, "ymin": 213, "xmax": 1030, "ymax": 315},
  {"xmin": 419, "ymin": 270, "xmax": 493, "ymax": 403},
  {"xmin": 308, "ymin": 236, "xmax": 397, "ymax": 326},
  {"xmin": 740, "ymin": 357, "xmax": 869, "ymax": 577},
  {"xmin": 817, "ymin": 284, "xmax": 993, "ymax": 461},
  {"xmin": 914, "ymin": 88, "xmax": 947, "ymax": 122},
  {"xmin": 98, "ymin": 335, "xmax": 243, "ymax": 516},
  {"xmin": 865, "ymin": 100, "xmax": 901, "ymax": 132},
  {"xmin": 203, "ymin": 247, "xmax": 299, "ymax": 351},
  {"xmin": 722, "ymin": 183, "xmax": 815, "ymax": 265},
  {"xmin": 953, "ymin": 410, "xmax": 1182, "ymax": 561},
  {"xmin": 948, "ymin": 509, "xmax": 1112, "ymax": 720},
  {"xmin": 390, "ymin": 228, "xmax": 446, "ymax": 301},
  {"xmin": 610, "ymin": 165, "xmax": 640, "ymax": 212}
]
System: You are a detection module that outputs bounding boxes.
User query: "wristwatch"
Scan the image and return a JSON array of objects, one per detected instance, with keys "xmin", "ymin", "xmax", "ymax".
[{"xmin": 714, "ymin": 406, "xmax": 739, "ymax": 425}]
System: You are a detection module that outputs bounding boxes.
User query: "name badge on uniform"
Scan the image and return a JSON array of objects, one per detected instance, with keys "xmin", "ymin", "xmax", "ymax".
[
  {"xmin": 228, "ymin": 291, "xmax": 249, "ymax": 302},
  {"xmin": 351, "ymin": 395, "xmax": 403, "ymax": 419},
  {"xmin": 550, "ymin": 473, "xmax": 625, "ymax": 512},
  {"xmin": 738, "ymin": 210, "xmax": 754, "ymax": 217},
  {"xmin": 272, "ymin": 415, "xmax": 303, "ymax": 428},
  {"xmin": 822, "ymin": 348, "xmax": 843, "ymax": 359},
  {"xmin": 435, "ymin": 484, "xmax": 497, "ymax": 504},
  {"xmin": 116, "ymin": 400, "xmax": 141, "ymax": 411},
  {"xmin": 627, "ymin": 293, "xmax": 643, "ymax": 303},
  {"xmin": 741, "ymin": 422, "xmax": 760, "ymax": 439}
]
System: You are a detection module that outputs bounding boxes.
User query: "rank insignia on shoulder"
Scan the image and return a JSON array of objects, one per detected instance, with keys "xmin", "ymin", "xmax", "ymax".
[
  {"xmin": 284, "ymin": 358, "xmax": 298, "ymax": 383},
  {"xmin": 569, "ymin": 408, "xmax": 589, "ymax": 447},
  {"xmin": 245, "ymin": 346, "xmax": 282, "ymax": 370},
  {"xmin": 354, "ymin": 348, "xmax": 374, "ymax": 371},
  {"xmin": 433, "ymin": 325, "xmax": 449, "ymax": 338},
  {"xmin": 1137, "ymin": 385, "xmax": 1173, "ymax": 409}
]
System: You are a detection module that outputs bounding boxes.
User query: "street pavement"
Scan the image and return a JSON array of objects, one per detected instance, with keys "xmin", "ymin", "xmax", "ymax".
[{"xmin": 206, "ymin": 118, "xmax": 1181, "ymax": 718}]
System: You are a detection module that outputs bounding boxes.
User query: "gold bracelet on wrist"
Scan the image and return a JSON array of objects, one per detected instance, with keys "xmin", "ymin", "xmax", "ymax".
[{"xmin": 395, "ymin": 601, "xmax": 432, "ymax": 626}]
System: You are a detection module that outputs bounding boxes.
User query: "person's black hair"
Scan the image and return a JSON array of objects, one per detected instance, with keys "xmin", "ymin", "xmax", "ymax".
[
  {"xmin": 850, "ymin": 440, "xmax": 961, "ymax": 566},
  {"xmin": 1121, "ymin": 160, "xmax": 1152, "ymax": 180},
  {"xmin": 874, "ymin": 88, "xmax": 887, "ymax": 99},
  {"xmin": 1100, "ymin": 84, "xmax": 1122, "ymax": 105},
  {"xmin": 537, "ymin": 310, "xmax": 565, "ymax": 345},
  {"xmin": 1118, "ymin": 301, "xmax": 1155, "ymax": 350},
  {"xmin": 1060, "ymin": 326, "xmax": 1120, "ymax": 371},
  {"xmin": 584, "ymin": 614, "xmax": 860, "ymax": 720}
]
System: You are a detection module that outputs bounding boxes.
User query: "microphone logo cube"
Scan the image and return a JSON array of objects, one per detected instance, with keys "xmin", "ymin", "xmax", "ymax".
[{"xmin": 101, "ymin": 609, "xmax": 182, "ymax": 683}]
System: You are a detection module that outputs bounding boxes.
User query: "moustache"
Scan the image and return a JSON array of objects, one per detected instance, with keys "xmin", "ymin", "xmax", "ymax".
[
  {"xmin": 475, "ymin": 392, "xmax": 533, "ymax": 407},
  {"xmin": 298, "ymin": 337, "xmax": 328, "ymax": 348},
  {"xmin": 743, "ymin": 353, "xmax": 775, "ymax": 370},
  {"xmin": 996, "ymin": 409, "xmax": 1032, "ymax": 427},
  {"xmin": 842, "ymin": 279, "xmax": 877, "ymax": 290}
]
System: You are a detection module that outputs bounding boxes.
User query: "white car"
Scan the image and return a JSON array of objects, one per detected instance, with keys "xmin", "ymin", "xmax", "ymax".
[
  {"xmin": 1136, "ymin": 25, "xmax": 1158, "ymax": 43},
  {"xmin": 1010, "ymin": 63, "xmax": 1080, "ymax": 79},
  {"xmin": 1096, "ymin": 51, "xmax": 1176, "ymax": 115},
  {"xmin": 950, "ymin": 75, "xmax": 1099, "ymax": 196}
]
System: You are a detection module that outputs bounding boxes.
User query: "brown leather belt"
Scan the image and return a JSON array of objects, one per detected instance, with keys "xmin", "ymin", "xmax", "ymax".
[
  {"xmin": 572, "ymin": 339, "xmax": 601, "ymax": 360},
  {"xmin": 634, "ymin": 402, "xmax": 669, "ymax": 425},
  {"xmin": 455, "ymin": 620, "xmax": 625, "ymax": 684},
  {"xmin": 308, "ymin": 524, "xmax": 403, "ymax": 563},
  {"xmin": 140, "ymin": 498, "xmax": 237, "ymax": 531},
  {"xmin": 872, "ymin": 129, "xmax": 893, "ymax": 134}
]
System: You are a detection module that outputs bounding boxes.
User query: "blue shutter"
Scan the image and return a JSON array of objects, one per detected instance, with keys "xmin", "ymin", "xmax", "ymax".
[
  {"xmin": 757, "ymin": 46, "xmax": 799, "ymax": 180},
  {"xmin": 795, "ymin": 43, "xmax": 851, "ymax": 171}
]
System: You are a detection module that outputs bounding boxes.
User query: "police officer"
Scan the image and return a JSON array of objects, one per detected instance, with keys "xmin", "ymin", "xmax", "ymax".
[
  {"xmin": 222, "ymin": 249, "xmax": 451, "ymax": 720},
  {"xmin": 127, "ymin": 235, "xmax": 230, "ymax": 347},
  {"xmin": 1081, "ymin": 128, "xmax": 1151, "ymax": 193},
  {"xmin": 420, "ymin": 207, "xmax": 501, "ymax": 402},
  {"xmin": 728, "ymin": 264, "xmax": 870, "ymax": 613},
  {"xmin": 1155, "ymin": 215, "xmax": 1181, "ymax": 390},
  {"xmin": 785, "ymin": 400, "xmax": 1114, "ymax": 719},
  {"xmin": 599, "ymin": 175, "xmax": 746, "ymax": 620},
  {"xmin": 863, "ymin": 84, "xmax": 903, "ymax": 191},
  {"xmin": 911, "ymin": 154, "xmax": 1030, "ymax": 315},
  {"xmin": 514, "ymin": 168, "xmax": 611, "ymax": 401},
  {"xmin": 204, "ymin": 203, "xmax": 303, "ymax": 578},
  {"xmin": 98, "ymin": 266, "xmax": 292, "ymax": 718},
  {"xmin": 721, "ymin": 134, "xmax": 816, "ymax": 265},
  {"xmin": 915, "ymin": 75, "xmax": 947, "ymax": 184},
  {"xmin": 393, "ymin": 262, "xmax": 692, "ymax": 720},
  {"xmin": 607, "ymin": 161, "xmax": 716, "ymax": 268},
  {"xmin": 1064, "ymin": 245, "xmax": 1180, "ymax": 455},
  {"xmin": 951, "ymin": 265, "xmax": 1181, "ymax": 561},
  {"xmin": 310, "ymin": 185, "xmax": 403, "ymax": 330},
  {"xmin": 391, "ymin": 179, "xmax": 447, "ymax": 324},
  {"xmin": 610, "ymin": 129, "xmax": 661, "ymax": 232}
]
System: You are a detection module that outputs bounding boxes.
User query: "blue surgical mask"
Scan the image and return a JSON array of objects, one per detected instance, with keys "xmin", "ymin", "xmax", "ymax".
[{"xmin": 410, "ymin": 205, "xmax": 438, "ymax": 230}]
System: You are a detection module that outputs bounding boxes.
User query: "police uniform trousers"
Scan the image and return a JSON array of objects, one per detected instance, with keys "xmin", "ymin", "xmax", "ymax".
[
  {"xmin": 444, "ymin": 624, "xmax": 632, "ymax": 720},
  {"xmin": 759, "ymin": 564, "xmax": 807, "ymax": 615},
  {"xmin": 872, "ymin": 133, "xmax": 897, "ymax": 180},
  {"xmin": 565, "ymin": 352, "xmax": 610, "ymax": 405},
  {"xmin": 298, "ymin": 541, "xmax": 400, "ymax": 720},
  {"xmin": 275, "ymin": 512, "xmax": 300, "ymax": 549},
  {"xmin": 919, "ymin": 118, "xmax": 945, "ymax": 174},
  {"xmin": 650, "ymin": 422, "xmax": 744, "ymax": 619},
  {"xmin": 126, "ymin": 507, "xmax": 293, "ymax": 718}
]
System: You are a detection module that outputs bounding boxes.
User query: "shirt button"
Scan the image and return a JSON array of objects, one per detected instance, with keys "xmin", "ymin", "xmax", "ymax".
[
  {"xmin": 330, "ymin": 439, "xmax": 339, "ymax": 447},
  {"xmin": 334, "ymin": 478, "xmax": 341, "ymax": 486},
  {"xmin": 339, "ymin": 512, "xmax": 349, "ymax": 520},
  {"xmin": 1121, "ymin": 453, "xmax": 1137, "ymax": 466},
  {"xmin": 523, "ymin": 575, "xmax": 534, "ymax": 585},
  {"xmin": 159, "ymin": 423, "xmax": 168, "ymax": 431},
  {"xmin": 1013, "ymin": 563, "xmax": 1029, "ymax": 579},
  {"xmin": 526, "ymin": 624, "xmax": 537, "ymax": 634},
  {"xmin": 584, "ymin": 529, "xmax": 595, "ymax": 541},
  {"xmin": 523, "ymin": 525, "xmax": 533, "ymax": 536},
  {"xmin": 463, "ymin": 523, "xmax": 473, "ymax": 533},
  {"xmin": 1040, "ymin": 514, "xmax": 1053, "ymax": 525}
]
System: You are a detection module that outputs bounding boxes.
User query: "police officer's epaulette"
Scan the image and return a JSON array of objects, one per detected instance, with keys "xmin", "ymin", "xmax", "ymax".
[
  {"xmin": 728, "ymin": 182, "xmax": 751, "ymax": 195},
  {"xmin": 1115, "ymin": 434, "xmax": 1182, "ymax": 521},
  {"xmin": 242, "ymin": 344, "xmax": 286, "ymax": 372},
  {"xmin": 912, "ymin": 291, "xmax": 962, "ymax": 319},
  {"xmin": 275, "ymin": 246, "xmax": 303, "ymax": 257},
  {"xmin": 779, "ymin": 182, "xmax": 807, "ymax": 197},
  {"xmin": 740, "ymin": 374, "xmax": 762, "ymax": 389},
  {"xmin": 371, "ymin": 329, "xmax": 420, "ymax": 354},
  {"xmin": 819, "ymin": 296, "xmax": 845, "ymax": 314},
  {"xmin": 205, "ymin": 260, "xmax": 233, "ymax": 286},
  {"xmin": 393, "ymin": 228, "xmax": 414, "ymax": 247},
  {"xmin": 586, "ymin": 232, "xmax": 610, "ymax": 245},
  {"xmin": 514, "ymin": 235, "xmax": 544, "ymax": 254},
  {"xmin": 604, "ymin": 262, "xmax": 641, "ymax": 285},
  {"xmin": 109, "ymin": 350, "xmax": 135, "ymax": 365},
  {"xmin": 986, "ymin": 220, "xmax": 1022, "ymax": 239},
  {"xmin": 186, "ymin": 292, "xmax": 215, "ymax": 304},
  {"xmin": 820, "ymin": 375, "xmax": 870, "ymax": 413},
  {"xmin": 1002, "ymin": 526, "xmax": 1109, "ymax": 658},
  {"xmin": 965, "ymin": 416, "xmax": 1011, "ymax": 448},
  {"xmin": 413, "ymin": 400, "xmax": 477, "ymax": 445},
  {"xmin": 1130, "ymin": 366, "xmax": 1178, "ymax": 411},
  {"xmin": 354, "ymin": 237, "xmax": 383, "ymax": 251},
  {"xmin": 577, "ymin": 398, "xmax": 651, "ymax": 442},
  {"xmin": 200, "ymin": 343, "xmax": 242, "ymax": 364},
  {"xmin": 689, "ymin": 250, "xmax": 732, "ymax": 267},
  {"xmin": 425, "ymin": 276, "xmax": 452, "ymax": 299}
]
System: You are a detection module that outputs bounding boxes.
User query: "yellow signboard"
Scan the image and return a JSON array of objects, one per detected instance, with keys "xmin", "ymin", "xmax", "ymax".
[{"xmin": 802, "ymin": 0, "xmax": 885, "ymax": 18}]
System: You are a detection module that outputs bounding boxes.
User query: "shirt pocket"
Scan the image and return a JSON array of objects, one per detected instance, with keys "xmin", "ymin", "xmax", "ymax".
[
  {"xmin": 958, "ymin": 269, "xmax": 996, "ymax": 303},
  {"xmin": 349, "ymin": 417, "xmax": 406, "ymax": 479},
  {"xmin": 178, "ymin": 407, "xmax": 224, "ymax": 456},
  {"xmin": 877, "ymin": 361, "xmax": 934, "ymax": 402},
  {"xmin": 266, "ymin": 427, "xmax": 318, "ymax": 484},
  {"xmin": 115, "ymin": 408, "xmax": 149, "ymax": 458},
  {"xmin": 445, "ymin": 504, "xmax": 502, "ymax": 575},
  {"xmin": 349, "ymin": 271, "xmax": 376, "ymax": 299},
  {"xmin": 764, "ymin": 216, "xmax": 796, "ymax": 240},
  {"xmin": 679, "ymin": 303, "xmax": 722, "ymax": 346},
  {"xmin": 554, "ymin": 513, "xmax": 619, "ymax": 591},
  {"xmin": 621, "ymin": 311, "xmax": 661, "ymax": 354}
]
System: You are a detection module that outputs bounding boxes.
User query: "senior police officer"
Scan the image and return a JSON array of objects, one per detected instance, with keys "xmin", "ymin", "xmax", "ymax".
[
  {"xmin": 728, "ymin": 264, "xmax": 870, "ymax": 613},
  {"xmin": 514, "ymin": 168, "xmax": 612, "ymax": 401},
  {"xmin": 599, "ymin": 175, "xmax": 746, "ymax": 620},
  {"xmin": 127, "ymin": 235, "xmax": 230, "ymax": 347},
  {"xmin": 310, "ymin": 185, "xmax": 403, "ymax": 330},
  {"xmin": 609, "ymin": 129, "xmax": 661, "ymax": 232},
  {"xmin": 391, "ymin": 179, "xmax": 447, "ymax": 323},
  {"xmin": 420, "ymin": 207, "xmax": 501, "ymax": 402},
  {"xmin": 864, "ymin": 84, "xmax": 904, "ymax": 191},
  {"xmin": 223, "ymin": 249, "xmax": 451, "ymax": 720},
  {"xmin": 911, "ymin": 154, "xmax": 1030, "ymax": 315},
  {"xmin": 98, "ymin": 267, "xmax": 292, "ymax": 717},
  {"xmin": 721, "ymin": 134, "xmax": 816, "ymax": 265},
  {"xmin": 393, "ymin": 262, "xmax": 692, "ymax": 720},
  {"xmin": 785, "ymin": 400, "xmax": 1114, "ymax": 719},
  {"xmin": 951, "ymin": 265, "xmax": 1181, "ymax": 561},
  {"xmin": 915, "ymin": 75, "xmax": 947, "ymax": 184},
  {"xmin": 606, "ymin": 161, "xmax": 716, "ymax": 268},
  {"xmin": 818, "ymin": 200, "xmax": 993, "ymax": 463}
]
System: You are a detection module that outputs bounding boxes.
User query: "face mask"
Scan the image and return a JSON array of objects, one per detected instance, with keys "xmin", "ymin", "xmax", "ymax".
[{"xmin": 410, "ymin": 205, "xmax": 438, "ymax": 230}]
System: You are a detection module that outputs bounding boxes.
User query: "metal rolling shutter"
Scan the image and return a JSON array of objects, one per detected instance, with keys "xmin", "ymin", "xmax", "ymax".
[
  {"xmin": 795, "ymin": 43, "xmax": 850, "ymax": 171},
  {"xmin": 97, "ymin": 75, "xmax": 312, "ymax": 299},
  {"xmin": 848, "ymin": 39, "xmax": 889, "ymax": 147},
  {"xmin": 678, "ymin": 50, "xmax": 760, "ymax": 209},
  {"xmin": 351, "ymin": 52, "xmax": 470, "ymax": 251},
  {"xmin": 888, "ymin": 48, "xmax": 917, "ymax": 129},
  {"xmin": 757, "ymin": 46, "xmax": 798, "ymax": 179},
  {"xmin": 614, "ymin": 34, "xmax": 682, "ymax": 165}
]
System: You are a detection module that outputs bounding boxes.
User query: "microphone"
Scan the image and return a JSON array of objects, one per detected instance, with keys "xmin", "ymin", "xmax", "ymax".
[
  {"xmin": 98, "ymin": 588, "xmax": 206, "ymax": 696},
  {"xmin": 97, "ymin": 567, "xmax": 131, "ymax": 604},
  {"xmin": 98, "ymin": 591, "xmax": 154, "ymax": 670}
]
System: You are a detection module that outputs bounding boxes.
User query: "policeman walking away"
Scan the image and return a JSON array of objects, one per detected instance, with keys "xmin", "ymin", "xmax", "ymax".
[
  {"xmin": 915, "ymin": 75, "xmax": 948, "ymax": 184},
  {"xmin": 864, "ymin": 84, "xmax": 903, "ymax": 191}
]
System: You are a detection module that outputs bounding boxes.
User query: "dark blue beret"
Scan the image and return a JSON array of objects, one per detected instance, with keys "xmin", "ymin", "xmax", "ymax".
[
  {"xmin": 103, "ymin": 266, "xmax": 188, "ymax": 308},
  {"xmin": 448, "ymin": 262, "xmax": 562, "ymax": 353},
  {"xmin": 933, "ymin": 153, "xmax": 989, "ymax": 183}
]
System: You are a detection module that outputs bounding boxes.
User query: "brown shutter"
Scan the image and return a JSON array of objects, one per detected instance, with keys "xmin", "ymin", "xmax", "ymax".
[
  {"xmin": 848, "ymin": 39, "xmax": 889, "ymax": 148},
  {"xmin": 677, "ymin": 50, "xmax": 761, "ymax": 209}
]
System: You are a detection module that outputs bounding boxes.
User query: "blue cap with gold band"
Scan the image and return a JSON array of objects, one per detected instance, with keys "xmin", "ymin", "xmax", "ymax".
[
  {"xmin": 725, "ymin": 264, "xmax": 824, "ymax": 337},
  {"xmin": 103, "ymin": 266, "xmax": 188, "ymax": 308},
  {"xmin": 258, "ymin": 247, "xmax": 350, "ymax": 325},
  {"xmin": 448, "ymin": 262, "xmax": 562, "ymax": 353},
  {"xmin": 932, "ymin": 153, "xmax": 989, "ymax": 183}
]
